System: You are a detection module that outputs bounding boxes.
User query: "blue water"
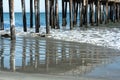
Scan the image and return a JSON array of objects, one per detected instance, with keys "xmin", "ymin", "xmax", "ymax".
[{"xmin": 3, "ymin": 12, "xmax": 71, "ymax": 29}]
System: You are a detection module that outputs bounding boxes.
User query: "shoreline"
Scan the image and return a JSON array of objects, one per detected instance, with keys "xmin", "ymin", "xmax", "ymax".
[{"xmin": 1, "ymin": 26, "xmax": 120, "ymax": 51}]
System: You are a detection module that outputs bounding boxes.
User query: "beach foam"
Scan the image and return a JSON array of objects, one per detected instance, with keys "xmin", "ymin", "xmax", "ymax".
[{"xmin": 0, "ymin": 27, "xmax": 120, "ymax": 50}]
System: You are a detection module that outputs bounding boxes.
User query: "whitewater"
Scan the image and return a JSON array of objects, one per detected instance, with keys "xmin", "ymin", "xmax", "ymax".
[{"xmin": 0, "ymin": 26, "xmax": 120, "ymax": 51}]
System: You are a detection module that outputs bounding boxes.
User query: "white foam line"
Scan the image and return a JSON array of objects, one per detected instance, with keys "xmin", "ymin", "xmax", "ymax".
[{"xmin": 1, "ymin": 27, "xmax": 120, "ymax": 51}]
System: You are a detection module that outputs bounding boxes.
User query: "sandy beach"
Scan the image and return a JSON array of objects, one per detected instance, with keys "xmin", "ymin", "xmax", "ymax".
[{"xmin": 1, "ymin": 60, "xmax": 120, "ymax": 80}]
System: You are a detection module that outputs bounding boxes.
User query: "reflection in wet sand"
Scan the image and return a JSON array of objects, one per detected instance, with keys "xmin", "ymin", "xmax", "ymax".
[
  {"xmin": 10, "ymin": 40, "xmax": 16, "ymax": 72},
  {"xmin": 0, "ymin": 38, "xmax": 4, "ymax": 69},
  {"xmin": 0, "ymin": 37, "xmax": 120, "ymax": 76}
]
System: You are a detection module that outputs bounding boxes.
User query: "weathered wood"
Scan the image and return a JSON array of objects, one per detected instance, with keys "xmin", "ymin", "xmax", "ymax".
[
  {"xmin": 91, "ymin": 1, "xmax": 94, "ymax": 25},
  {"xmin": 49, "ymin": 0, "xmax": 55, "ymax": 28},
  {"xmin": 95, "ymin": 4, "xmax": 97, "ymax": 24},
  {"xmin": 45, "ymin": 0, "xmax": 50, "ymax": 34},
  {"xmin": 30, "ymin": 0, "xmax": 33, "ymax": 28},
  {"xmin": 110, "ymin": 4, "xmax": 113, "ymax": 21},
  {"xmin": 34, "ymin": 0, "xmax": 40, "ymax": 33},
  {"xmin": 80, "ymin": 2, "xmax": 83, "ymax": 27},
  {"xmin": 113, "ymin": 2, "xmax": 116, "ymax": 23},
  {"xmin": 103, "ymin": 4, "xmax": 105, "ymax": 23},
  {"xmin": 55, "ymin": 0, "xmax": 60, "ymax": 29},
  {"xmin": 0, "ymin": 0, "xmax": 4, "ymax": 30},
  {"xmin": 116, "ymin": 3, "xmax": 119, "ymax": 22},
  {"xmin": 86, "ymin": 0, "xmax": 88, "ymax": 26},
  {"xmin": 73, "ymin": 2, "xmax": 78, "ymax": 26},
  {"xmin": 105, "ymin": 1, "xmax": 108, "ymax": 24},
  {"xmin": 69, "ymin": 0, "xmax": 73, "ymax": 30},
  {"xmin": 21, "ymin": 0, "xmax": 27, "ymax": 32},
  {"xmin": 82, "ymin": 0, "xmax": 88, "ymax": 26},
  {"xmin": 62, "ymin": 0, "xmax": 67, "ymax": 26},
  {"xmin": 100, "ymin": 3, "xmax": 103, "ymax": 24},
  {"xmin": 96, "ymin": 0, "xmax": 100, "ymax": 26},
  {"xmin": 9, "ymin": 0, "xmax": 16, "ymax": 40}
]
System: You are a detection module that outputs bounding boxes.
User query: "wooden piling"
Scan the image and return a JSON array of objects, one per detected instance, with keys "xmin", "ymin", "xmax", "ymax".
[
  {"xmin": 82, "ymin": 0, "xmax": 87, "ymax": 26},
  {"xmin": 100, "ymin": 2, "xmax": 103, "ymax": 24},
  {"xmin": 73, "ymin": 2, "xmax": 78, "ymax": 26},
  {"xmin": 91, "ymin": 1, "xmax": 94, "ymax": 25},
  {"xmin": 64, "ymin": 2, "xmax": 67, "ymax": 25},
  {"xmin": 34, "ymin": 0, "xmax": 40, "ymax": 33},
  {"xmin": 105, "ymin": 0, "xmax": 108, "ymax": 24},
  {"xmin": 49, "ymin": 0, "xmax": 54, "ymax": 28},
  {"xmin": 80, "ymin": 2, "xmax": 83, "ymax": 27},
  {"xmin": 113, "ymin": 2, "xmax": 116, "ymax": 23},
  {"xmin": 45, "ymin": 0, "xmax": 50, "ymax": 34},
  {"xmin": 95, "ymin": 3, "xmax": 97, "ymax": 24},
  {"xmin": 0, "ymin": 0, "xmax": 4, "ymax": 30},
  {"xmin": 69, "ymin": 0, "xmax": 73, "ymax": 30},
  {"xmin": 9, "ymin": 0, "xmax": 16, "ymax": 40},
  {"xmin": 55, "ymin": 0, "xmax": 60, "ymax": 29},
  {"xmin": 86, "ymin": 0, "xmax": 88, "ymax": 26},
  {"xmin": 30, "ymin": 0, "xmax": 33, "ymax": 28},
  {"xmin": 116, "ymin": 3, "xmax": 119, "ymax": 22},
  {"xmin": 21, "ymin": 0, "xmax": 27, "ymax": 32},
  {"xmin": 110, "ymin": 4, "xmax": 113, "ymax": 22},
  {"xmin": 62, "ymin": 0, "xmax": 67, "ymax": 26},
  {"xmin": 96, "ymin": 0, "xmax": 100, "ymax": 26}
]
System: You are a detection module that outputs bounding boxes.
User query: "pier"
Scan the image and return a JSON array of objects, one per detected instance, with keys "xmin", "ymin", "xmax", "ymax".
[{"xmin": 0, "ymin": 0, "xmax": 120, "ymax": 40}]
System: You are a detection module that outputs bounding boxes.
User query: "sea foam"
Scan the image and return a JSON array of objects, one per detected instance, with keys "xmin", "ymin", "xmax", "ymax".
[{"xmin": 0, "ymin": 27, "xmax": 120, "ymax": 51}]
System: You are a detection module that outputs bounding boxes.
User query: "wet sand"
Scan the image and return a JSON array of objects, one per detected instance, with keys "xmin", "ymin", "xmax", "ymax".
[
  {"xmin": 0, "ymin": 37, "xmax": 120, "ymax": 80},
  {"xmin": 1, "ymin": 61, "xmax": 120, "ymax": 80}
]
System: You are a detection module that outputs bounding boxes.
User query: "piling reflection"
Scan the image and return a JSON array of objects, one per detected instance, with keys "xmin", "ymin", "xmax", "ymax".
[
  {"xmin": 10, "ymin": 40, "xmax": 16, "ymax": 72},
  {"xmin": 0, "ymin": 37, "xmax": 120, "ymax": 76},
  {"xmin": 0, "ymin": 38, "xmax": 4, "ymax": 69}
]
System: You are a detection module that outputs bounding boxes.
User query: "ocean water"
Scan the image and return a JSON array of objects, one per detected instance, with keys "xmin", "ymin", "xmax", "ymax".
[{"xmin": 3, "ymin": 12, "xmax": 71, "ymax": 29}]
